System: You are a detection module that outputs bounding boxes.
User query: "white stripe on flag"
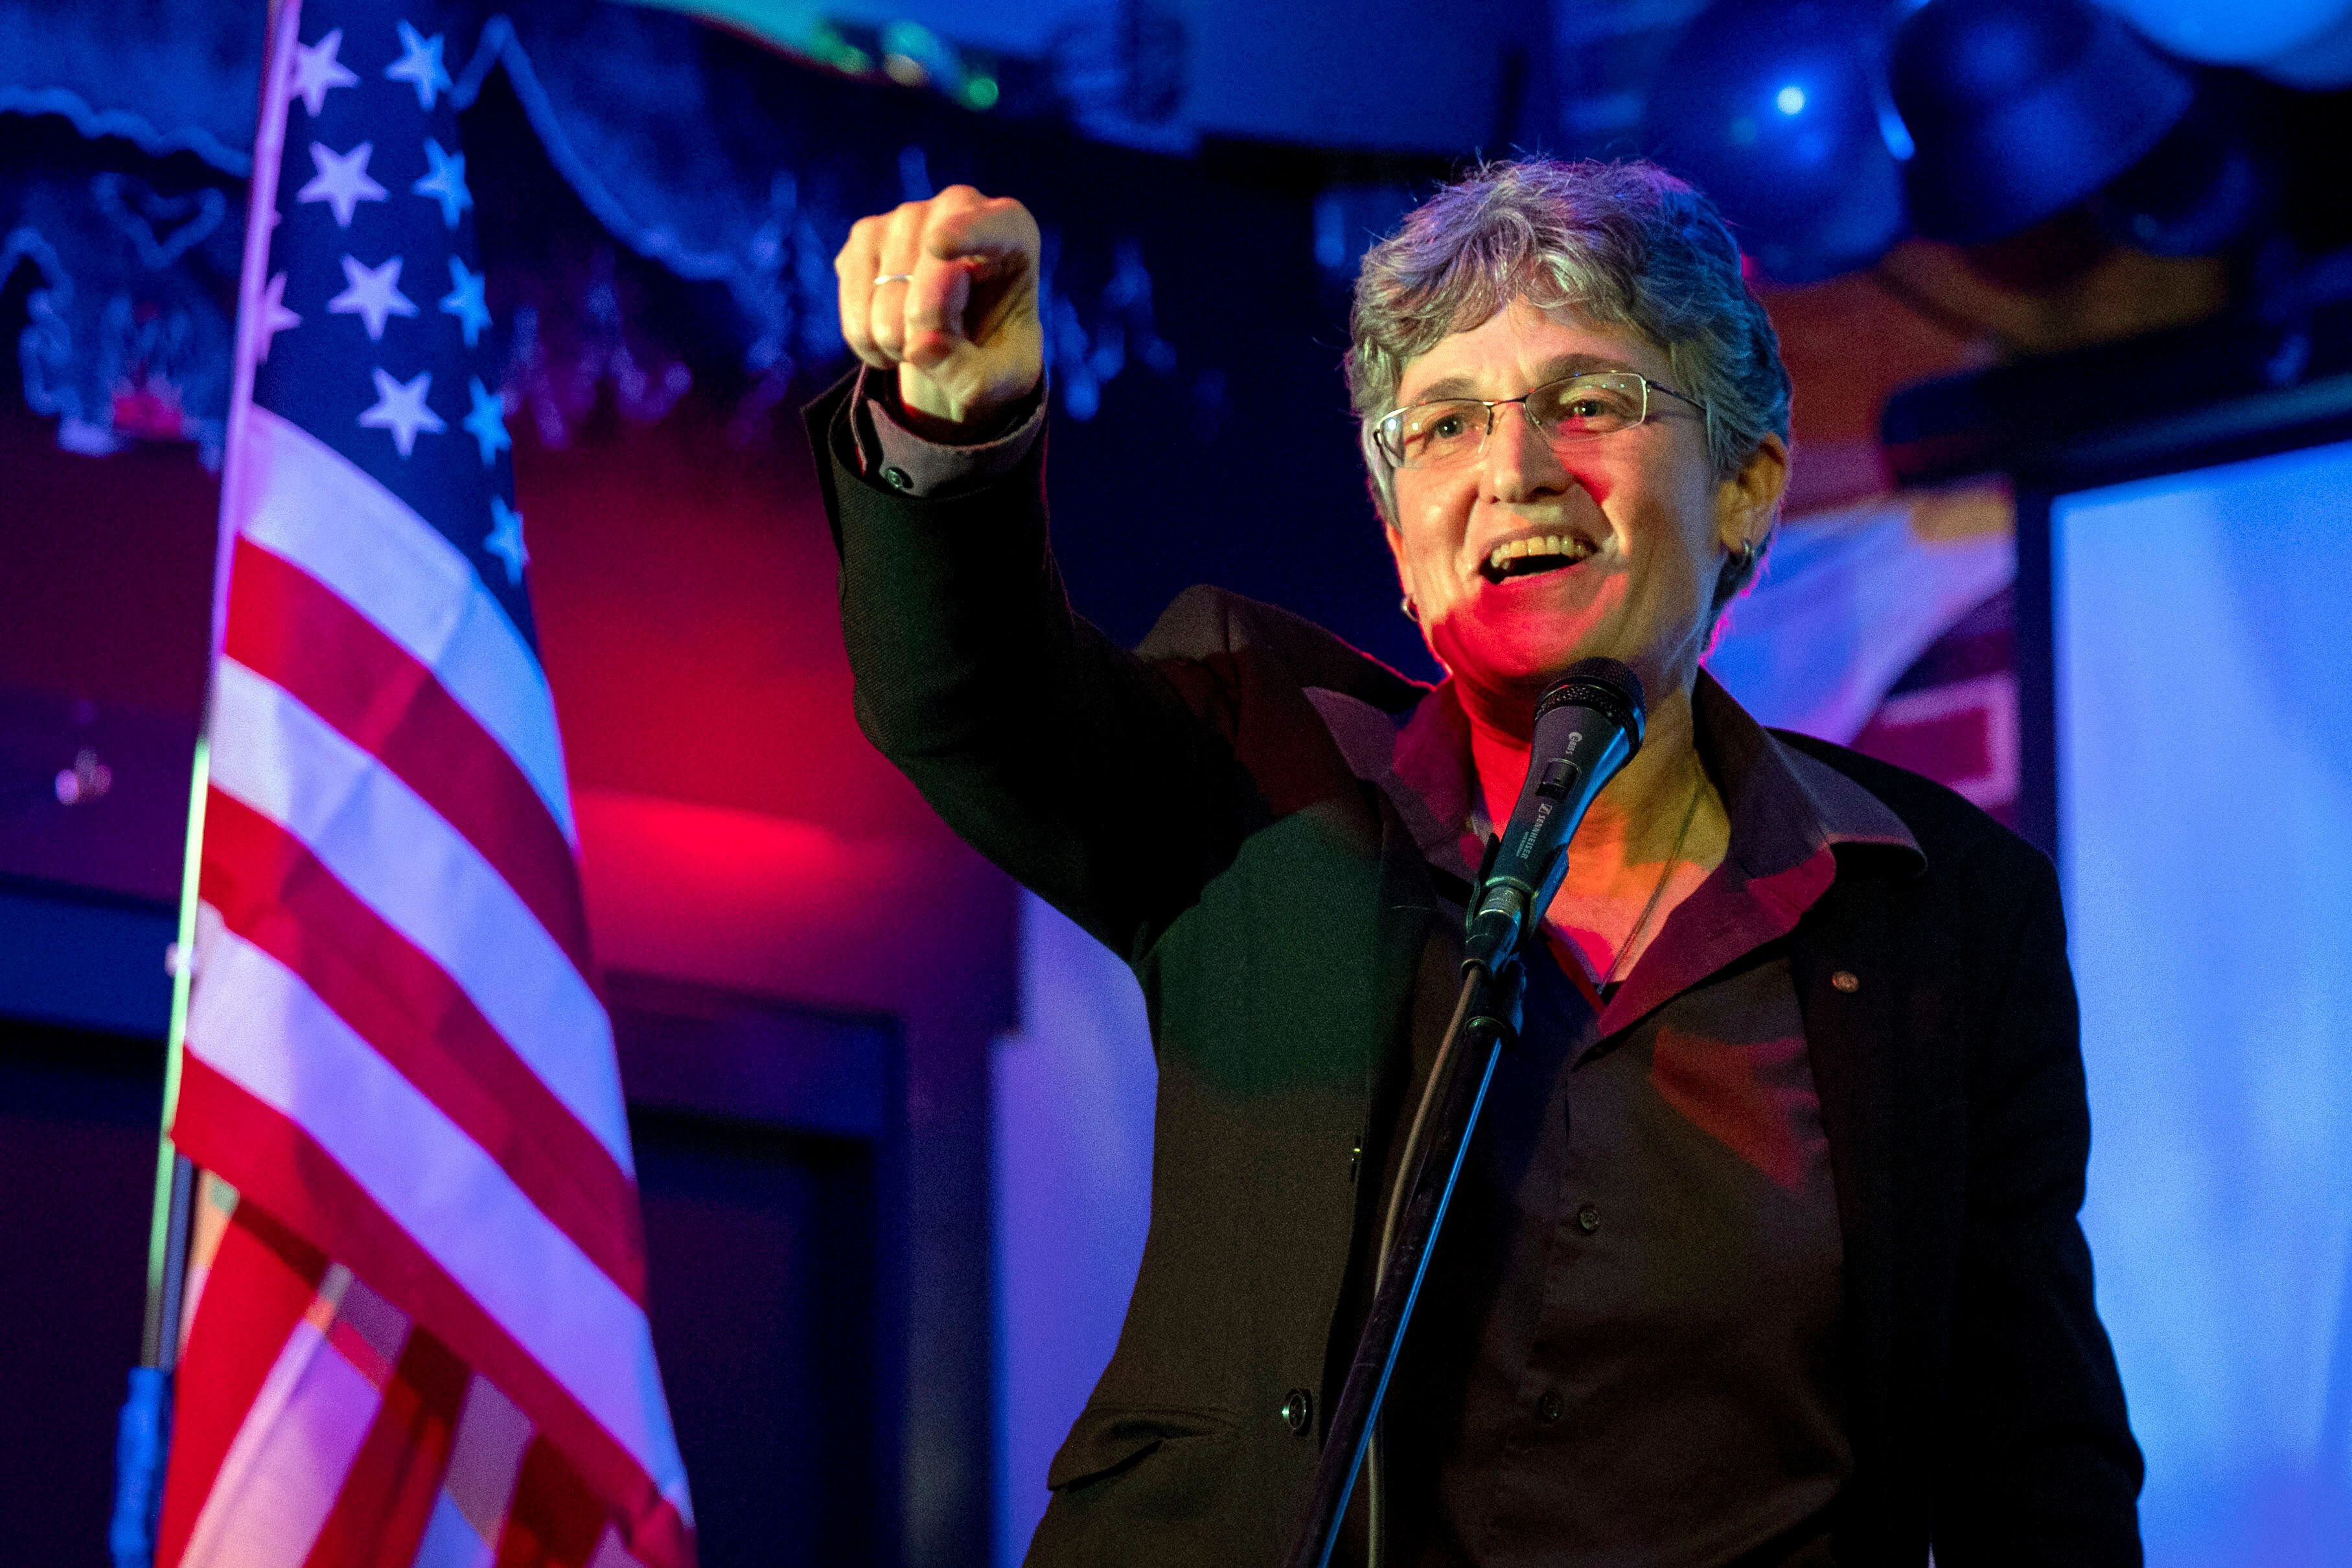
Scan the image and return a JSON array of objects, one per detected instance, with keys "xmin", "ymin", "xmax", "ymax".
[
  {"xmin": 587, "ymin": 1527, "xmax": 652, "ymax": 1568},
  {"xmin": 208, "ymin": 657, "xmax": 631, "ymax": 1171},
  {"xmin": 187, "ymin": 928, "xmax": 691, "ymax": 1510},
  {"xmin": 231, "ymin": 404, "xmax": 576, "ymax": 846},
  {"xmin": 445, "ymin": 1374, "xmax": 533, "ymax": 1543},
  {"xmin": 178, "ymin": 1319, "xmax": 382, "ymax": 1568}
]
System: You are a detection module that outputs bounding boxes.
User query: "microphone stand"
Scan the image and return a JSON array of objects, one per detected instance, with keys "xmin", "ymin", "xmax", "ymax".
[
  {"xmin": 1284, "ymin": 946, "xmax": 1526, "ymax": 1568},
  {"xmin": 1287, "ymin": 657, "xmax": 1643, "ymax": 1567}
]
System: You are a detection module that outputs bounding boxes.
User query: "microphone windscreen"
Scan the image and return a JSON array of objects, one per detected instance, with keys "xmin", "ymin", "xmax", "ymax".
[{"xmin": 1536, "ymin": 657, "xmax": 1647, "ymax": 755}]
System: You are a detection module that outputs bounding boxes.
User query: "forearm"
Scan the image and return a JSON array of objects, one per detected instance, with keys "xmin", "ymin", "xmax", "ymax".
[
  {"xmin": 819, "ymin": 370, "xmax": 1069, "ymax": 754},
  {"xmin": 809, "ymin": 374, "xmax": 1262, "ymax": 960}
]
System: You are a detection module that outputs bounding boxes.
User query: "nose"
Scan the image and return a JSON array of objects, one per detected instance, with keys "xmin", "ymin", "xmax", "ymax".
[{"xmin": 1481, "ymin": 400, "xmax": 1571, "ymax": 503}]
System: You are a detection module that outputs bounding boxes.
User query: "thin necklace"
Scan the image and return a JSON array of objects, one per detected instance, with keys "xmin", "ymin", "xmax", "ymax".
[{"xmin": 1597, "ymin": 770, "xmax": 1705, "ymax": 993}]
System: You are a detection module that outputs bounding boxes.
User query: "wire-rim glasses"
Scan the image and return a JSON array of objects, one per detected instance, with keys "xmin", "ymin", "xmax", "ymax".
[{"xmin": 1374, "ymin": 370, "xmax": 1707, "ymax": 471}]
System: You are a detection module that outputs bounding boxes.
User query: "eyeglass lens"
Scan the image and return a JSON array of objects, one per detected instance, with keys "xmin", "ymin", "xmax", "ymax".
[{"xmin": 1385, "ymin": 372, "xmax": 1650, "ymax": 469}]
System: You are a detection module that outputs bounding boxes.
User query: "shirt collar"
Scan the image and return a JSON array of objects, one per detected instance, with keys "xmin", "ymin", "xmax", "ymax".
[
  {"xmin": 1690, "ymin": 669, "xmax": 1924, "ymax": 880},
  {"xmin": 1304, "ymin": 667, "xmax": 1924, "ymax": 899}
]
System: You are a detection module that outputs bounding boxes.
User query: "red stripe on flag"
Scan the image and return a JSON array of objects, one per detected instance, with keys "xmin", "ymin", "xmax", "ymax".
[
  {"xmin": 157, "ymin": 1205, "xmax": 332, "ymax": 1568},
  {"xmin": 201, "ymin": 790, "xmax": 648, "ymax": 1306},
  {"xmin": 172, "ymin": 1059, "xmax": 694, "ymax": 1568},
  {"xmin": 498, "ymin": 1436, "xmax": 611, "ymax": 1568},
  {"xmin": 302, "ymin": 1325, "xmax": 471, "ymax": 1568},
  {"xmin": 224, "ymin": 537, "xmax": 594, "ymax": 982}
]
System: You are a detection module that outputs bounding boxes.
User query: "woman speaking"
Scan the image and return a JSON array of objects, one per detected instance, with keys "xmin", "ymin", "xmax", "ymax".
[{"xmin": 811, "ymin": 160, "xmax": 2141, "ymax": 1567}]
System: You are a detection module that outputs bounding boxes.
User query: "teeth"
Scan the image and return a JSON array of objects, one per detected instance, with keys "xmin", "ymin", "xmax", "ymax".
[{"xmin": 1486, "ymin": 535, "xmax": 1591, "ymax": 571}]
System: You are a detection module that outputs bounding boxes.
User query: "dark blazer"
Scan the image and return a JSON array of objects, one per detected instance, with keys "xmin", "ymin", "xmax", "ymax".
[{"xmin": 808, "ymin": 378, "xmax": 2143, "ymax": 1566}]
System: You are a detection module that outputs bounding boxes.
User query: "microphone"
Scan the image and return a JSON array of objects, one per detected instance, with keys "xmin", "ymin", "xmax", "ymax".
[{"xmin": 1462, "ymin": 658, "xmax": 1646, "ymax": 973}]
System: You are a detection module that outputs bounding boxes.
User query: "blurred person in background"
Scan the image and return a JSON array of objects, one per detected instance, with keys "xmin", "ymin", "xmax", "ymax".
[{"xmin": 808, "ymin": 159, "xmax": 2141, "ymax": 1566}]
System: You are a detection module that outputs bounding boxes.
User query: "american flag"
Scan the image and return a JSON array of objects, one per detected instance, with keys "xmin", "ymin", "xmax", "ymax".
[{"xmin": 154, "ymin": 3, "xmax": 694, "ymax": 1564}]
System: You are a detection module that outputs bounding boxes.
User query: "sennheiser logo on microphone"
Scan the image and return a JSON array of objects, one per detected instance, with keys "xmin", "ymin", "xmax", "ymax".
[{"xmin": 1517, "ymin": 800, "xmax": 1556, "ymax": 859}]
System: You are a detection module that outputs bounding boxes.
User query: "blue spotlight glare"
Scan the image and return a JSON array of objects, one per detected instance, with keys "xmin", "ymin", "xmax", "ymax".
[
  {"xmin": 1877, "ymin": 97, "xmax": 1917, "ymax": 160},
  {"xmin": 1645, "ymin": 0, "xmax": 1908, "ymax": 284}
]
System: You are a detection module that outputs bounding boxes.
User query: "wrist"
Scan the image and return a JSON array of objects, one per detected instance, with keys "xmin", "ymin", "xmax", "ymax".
[{"xmin": 891, "ymin": 364, "xmax": 1041, "ymax": 443}]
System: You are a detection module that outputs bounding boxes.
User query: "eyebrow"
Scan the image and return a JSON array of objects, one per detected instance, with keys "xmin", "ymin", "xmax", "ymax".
[{"xmin": 1401, "ymin": 353, "xmax": 1644, "ymax": 405}]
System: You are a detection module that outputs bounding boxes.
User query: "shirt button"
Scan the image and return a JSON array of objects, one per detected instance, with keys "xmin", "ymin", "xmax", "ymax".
[
  {"xmin": 1537, "ymin": 1391, "xmax": 1563, "ymax": 1424},
  {"xmin": 881, "ymin": 465, "xmax": 913, "ymax": 490},
  {"xmin": 1832, "ymin": 969, "xmax": 1861, "ymax": 993},
  {"xmin": 1575, "ymin": 1203, "xmax": 1600, "ymax": 1234},
  {"xmin": 1280, "ymin": 1388, "xmax": 1313, "ymax": 1435}
]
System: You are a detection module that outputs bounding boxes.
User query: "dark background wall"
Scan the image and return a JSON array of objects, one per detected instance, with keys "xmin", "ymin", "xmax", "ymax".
[{"xmin": 0, "ymin": 1020, "xmax": 165, "ymax": 1567}]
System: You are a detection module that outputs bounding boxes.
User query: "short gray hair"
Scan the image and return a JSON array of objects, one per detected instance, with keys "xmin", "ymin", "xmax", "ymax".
[{"xmin": 1346, "ymin": 159, "xmax": 1791, "ymax": 614}]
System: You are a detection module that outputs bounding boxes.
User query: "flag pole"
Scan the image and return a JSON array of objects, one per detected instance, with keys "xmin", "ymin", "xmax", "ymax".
[
  {"xmin": 110, "ymin": 766, "xmax": 203, "ymax": 1568},
  {"xmin": 139, "ymin": 741, "xmax": 207, "ymax": 1376},
  {"xmin": 110, "ymin": 5, "xmax": 300, "ymax": 1563}
]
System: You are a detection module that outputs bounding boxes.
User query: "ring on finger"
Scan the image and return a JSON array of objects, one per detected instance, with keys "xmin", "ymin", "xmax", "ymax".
[{"xmin": 873, "ymin": 273, "xmax": 914, "ymax": 286}]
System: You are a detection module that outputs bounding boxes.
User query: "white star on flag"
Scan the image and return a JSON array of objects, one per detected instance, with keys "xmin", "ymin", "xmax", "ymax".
[
  {"xmin": 251, "ymin": 271, "xmax": 302, "ymax": 363},
  {"xmin": 358, "ymin": 365, "xmax": 445, "ymax": 456},
  {"xmin": 485, "ymin": 495, "xmax": 529, "ymax": 584},
  {"xmin": 286, "ymin": 27, "xmax": 360, "ymax": 117},
  {"xmin": 384, "ymin": 21, "xmax": 453, "ymax": 110},
  {"xmin": 297, "ymin": 141, "xmax": 387, "ymax": 228},
  {"xmin": 463, "ymin": 377, "xmax": 511, "ymax": 466},
  {"xmin": 413, "ymin": 139, "xmax": 472, "ymax": 229},
  {"xmin": 328, "ymin": 254, "xmax": 418, "ymax": 341},
  {"xmin": 441, "ymin": 257, "xmax": 490, "ymax": 347}
]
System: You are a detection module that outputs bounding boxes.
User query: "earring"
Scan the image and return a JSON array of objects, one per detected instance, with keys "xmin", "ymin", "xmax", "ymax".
[
  {"xmin": 1730, "ymin": 538, "xmax": 1757, "ymax": 573},
  {"xmin": 1400, "ymin": 595, "xmax": 1420, "ymax": 623}
]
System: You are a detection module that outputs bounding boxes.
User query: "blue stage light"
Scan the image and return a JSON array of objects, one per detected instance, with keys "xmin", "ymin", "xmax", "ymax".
[
  {"xmin": 2089, "ymin": 78, "xmax": 2277, "ymax": 256},
  {"xmin": 1891, "ymin": 0, "xmax": 2191, "ymax": 243},
  {"xmin": 2103, "ymin": 0, "xmax": 2351, "ymax": 65},
  {"xmin": 1645, "ymin": 0, "xmax": 1908, "ymax": 284}
]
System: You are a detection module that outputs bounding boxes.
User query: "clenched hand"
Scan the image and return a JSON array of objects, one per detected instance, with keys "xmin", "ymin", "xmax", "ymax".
[{"xmin": 834, "ymin": 185, "xmax": 1044, "ymax": 433}]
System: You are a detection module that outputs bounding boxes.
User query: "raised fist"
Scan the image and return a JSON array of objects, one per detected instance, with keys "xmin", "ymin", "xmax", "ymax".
[{"xmin": 835, "ymin": 185, "xmax": 1044, "ymax": 432}]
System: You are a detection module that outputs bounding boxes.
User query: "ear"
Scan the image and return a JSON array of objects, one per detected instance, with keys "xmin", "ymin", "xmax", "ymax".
[
  {"xmin": 1714, "ymin": 432, "xmax": 1788, "ymax": 553},
  {"xmin": 1382, "ymin": 516, "xmax": 1411, "ymax": 595}
]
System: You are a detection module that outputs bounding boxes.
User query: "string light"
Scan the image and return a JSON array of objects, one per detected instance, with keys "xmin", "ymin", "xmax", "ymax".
[
  {"xmin": 784, "ymin": 16, "xmax": 1004, "ymax": 113},
  {"xmin": 55, "ymin": 747, "xmax": 113, "ymax": 806}
]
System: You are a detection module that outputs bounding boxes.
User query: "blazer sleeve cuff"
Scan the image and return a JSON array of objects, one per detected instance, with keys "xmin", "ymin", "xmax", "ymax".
[{"xmin": 852, "ymin": 365, "xmax": 1046, "ymax": 499}]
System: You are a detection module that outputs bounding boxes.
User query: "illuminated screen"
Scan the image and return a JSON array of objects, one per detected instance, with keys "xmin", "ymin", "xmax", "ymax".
[{"xmin": 2053, "ymin": 439, "xmax": 2352, "ymax": 1566}]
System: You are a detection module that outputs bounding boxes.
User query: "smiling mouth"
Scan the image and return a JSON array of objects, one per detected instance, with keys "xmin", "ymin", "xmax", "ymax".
[{"xmin": 1479, "ymin": 534, "xmax": 1597, "ymax": 584}]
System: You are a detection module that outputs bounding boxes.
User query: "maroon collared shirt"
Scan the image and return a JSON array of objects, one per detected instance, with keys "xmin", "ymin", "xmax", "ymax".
[{"xmin": 1368, "ymin": 674, "xmax": 1920, "ymax": 1568}]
